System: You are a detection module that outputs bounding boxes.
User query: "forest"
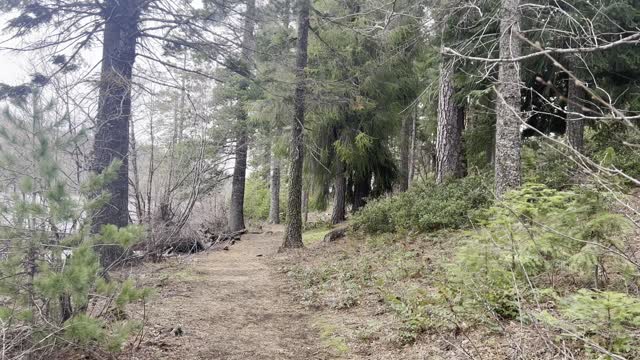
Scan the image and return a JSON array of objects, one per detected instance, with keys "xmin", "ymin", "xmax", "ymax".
[{"xmin": 0, "ymin": 0, "xmax": 639, "ymax": 358}]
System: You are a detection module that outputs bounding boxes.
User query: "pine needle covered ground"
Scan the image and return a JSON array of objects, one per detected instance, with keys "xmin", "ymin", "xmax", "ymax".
[{"xmin": 119, "ymin": 227, "xmax": 329, "ymax": 359}]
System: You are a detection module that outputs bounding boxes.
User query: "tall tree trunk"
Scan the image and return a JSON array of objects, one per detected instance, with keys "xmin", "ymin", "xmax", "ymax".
[
  {"xmin": 303, "ymin": 189, "xmax": 309, "ymax": 223},
  {"xmin": 282, "ymin": 0, "xmax": 310, "ymax": 249},
  {"xmin": 399, "ymin": 111, "xmax": 412, "ymax": 191},
  {"xmin": 494, "ymin": 0, "xmax": 522, "ymax": 197},
  {"xmin": 488, "ymin": 127, "xmax": 496, "ymax": 167},
  {"xmin": 283, "ymin": 0, "xmax": 291, "ymax": 29},
  {"xmin": 229, "ymin": 128, "xmax": 248, "ymax": 232},
  {"xmin": 408, "ymin": 107, "xmax": 416, "ymax": 185},
  {"xmin": 177, "ymin": 54, "xmax": 187, "ymax": 143},
  {"xmin": 92, "ymin": 0, "xmax": 140, "ymax": 267},
  {"xmin": 331, "ymin": 160, "xmax": 346, "ymax": 224},
  {"xmin": 435, "ymin": 59, "xmax": 465, "ymax": 184},
  {"xmin": 269, "ymin": 149, "xmax": 281, "ymax": 224},
  {"xmin": 146, "ymin": 112, "xmax": 155, "ymax": 221},
  {"xmin": 162, "ymin": 93, "xmax": 180, "ymax": 218},
  {"xmin": 130, "ymin": 119, "xmax": 143, "ymax": 223},
  {"xmin": 352, "ymin": 173, "xmax": 371, "ymax": 212},
  {"xmin": 565, "ymin": 59, "xmax": 584, "ymax": 153},
  {"xmin": 457, "ymin": 106, "xmax": 468, "ymax": 177},
  {"xmin": 228, "ymin": 0, "xmax": 256, "ymax": 232}
]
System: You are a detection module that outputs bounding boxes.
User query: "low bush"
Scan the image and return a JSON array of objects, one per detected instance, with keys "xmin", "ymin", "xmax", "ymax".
[
  {"xmin": 540, "ymin": 290, "xmax": 640, "ymax": 356},
  {"xmin": 446, "ymin": 183, "xmax": 639, "ymax": 356},
  {"xmin": 289, "ymin": 182, "xmax": 639, "ymax": 358},
  {"xmin": 588, "ymin": 121, "xmax": 640, "ymax": 182},
  {"xmin": 352, "ymin": 175, "xmax": 491, "ymax": 234},
  {"xmin": 0, "ymin": 161, "xmax": 150, "ymax": 357}
]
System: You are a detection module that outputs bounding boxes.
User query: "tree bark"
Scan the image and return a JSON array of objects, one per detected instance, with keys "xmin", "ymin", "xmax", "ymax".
[
  {"xmin": 331, "ymin": 160, "xmax": 346, "ymax": 224},
  {"xmin": 146, "ymin": 112, "xmax": 155, "ymax": 221},
  {"xmin": 565, "ymin": 59, "xmax": 584, "ymax": 153},
  {"xmin": 130, "ymin": 119, "xmax": 143, "ymax": 223},
  {"xmin": 457, "ymin": 106, "xmax": 468, "ymax": 177},
  {"xmin": 352, "ymin": 173, "xmax": 371, "ymax": 212},
  {"xmin": 399, "ymin": 111, "xmax": 412, "ymax": 191},
  {"xmin": 494, "ymin": 0, "xmax": 522, "ymax": 198},
  {"xmin": 269, "ymin": 148, "xmax": 281, "ymax": 224},
  {"xmin": 435, "ymin": 59, "xmax": 465, "ymax": 184},
  {"xmin": 283, "ymin": 0, "xmax": 291, "ymax": 29},
  {"xmin": 92, "ymin": 0, "xmax": 140, "ymax": 267},
  {"xmin": 408, "ymin": 107, "xmax": 416, "ymax": 185},
  {"xmin": 229, "ymin": 126, "xmax": 248, "ymax": 232},
  {"xmin": 282, "ymin": 0, "xmax": 310, "ymax": 249},
  {"xmin": 302, "ymin": 187, "xmax": 309, "ymax": 224},
  {"xmin": 228, "ymin": 0, "xmax": 256, "ymax": 232}
]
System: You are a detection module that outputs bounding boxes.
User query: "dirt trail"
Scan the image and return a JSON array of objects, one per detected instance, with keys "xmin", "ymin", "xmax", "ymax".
[{"xmin": 124, "ymin": 226, "xmax": 327, "ymax": 360}]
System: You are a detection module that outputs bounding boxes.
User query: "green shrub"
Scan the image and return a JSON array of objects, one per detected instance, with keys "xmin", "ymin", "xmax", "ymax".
[
  {"xmin": 540, "ymin": 290, "xmax": 640, "ymax": 357},
  {"xmin": 449, "ymin": 183, "xmax": 633, "ymax": 322},
  {"xmin": 588, "ymin": 121, "xmax": 640, "ymax": 182},
  {"xmin": 352, "ymin": 175, "xmax": 491, "ymax": 234},
  {"xmin": 0, "ymin": 100, "xmax": 148, "ymax": 356},
  {"xmin": 0, "ymin": 162, "xmax": 150, "ymax": 355},
  {"xmin": 382, "ymin": 287, "xmax": 453, "ymax": 344}
]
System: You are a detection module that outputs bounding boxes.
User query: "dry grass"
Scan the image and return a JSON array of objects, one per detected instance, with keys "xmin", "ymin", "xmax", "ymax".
[{"xmin": 277, "ymin": 230, "xmax": 598, "ymax": 359}]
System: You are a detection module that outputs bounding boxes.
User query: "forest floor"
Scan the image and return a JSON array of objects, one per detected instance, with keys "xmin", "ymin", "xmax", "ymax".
[
  {"xmin": 119, "ymin": 225, "xmax": 332, "ymax": 360},
  {"xmin": 112, "ymin": 192, "xmax": 640, "ymax": 360},
  {"xmin": 117, "ymin": 224, "xmax": 487, "ymax": 360}
]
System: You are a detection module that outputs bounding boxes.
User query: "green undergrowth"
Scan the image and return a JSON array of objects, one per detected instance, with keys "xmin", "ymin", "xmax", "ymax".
[
  {"xmin": 302, "ymin": 223, "xmax": 334, "ymax": 246},
  {"xmin": 313, "ymin": 319, "xmax": 350, "ymax": 356},
  {"xmin": 351, "ymin": 175, "xmax": 491, "ymax": 234},
  {"xmin": 286, "ymin": 231, "xmax": 457, "ymax": 345},
  {"xmin": 286, "ymin": 183, "xmax": 640, "ymax": 358}
]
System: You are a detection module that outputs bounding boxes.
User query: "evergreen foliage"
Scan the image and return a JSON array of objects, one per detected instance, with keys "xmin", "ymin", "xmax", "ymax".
[
  {"xmin": 304, "ymin": 0, "xmax": 424, "ymax": 206},
  {"xmin": 0, "ymin": 89, "xmax": 148, "ymax": 356},
  {"xmin": 449, "ymin": 184, "xmax": 631, "ymax": 317},
  {"xmin": 243, "ymin": 175, "xmax": 288, "ymax": 221},
  {"xmin": 540, "ymin": 290, "xmax": 640, "ymax": 356},
  {"xmin": 352, "ymin": 175, "xmax": 491, "ymax": 233},
  {"xmin": 2, "ymin": 0, "xmax": 640, "ymax": 356}
]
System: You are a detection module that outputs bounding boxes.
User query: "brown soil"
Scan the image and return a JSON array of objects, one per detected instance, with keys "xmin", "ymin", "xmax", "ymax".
[{"xmin": 120, "ymin": 225, "xmax": 330, "ymax": 360}]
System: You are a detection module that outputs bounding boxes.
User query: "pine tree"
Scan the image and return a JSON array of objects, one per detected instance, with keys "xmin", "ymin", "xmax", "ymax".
[
  {"xmin": 303, "ymin": 0, "xmax": 421, "ymax": 213},
  {"xmin": 494, "ymin": 0, "xmax": 523, "ymax": 197},
  {"xmin": 0, "ymin": 87, "xmax": 147, "ymax": 356},
  {"xmin": 249, "ymin": 0, "xmax": 295, "ymax": 225},
  {"xmin": 1, "ymin": 0, "xmax": 247, "ymax": 266},
  {"xmin": 398, "ymin": 111, "xmax": 413, "ymax": 191},
  {"xmin": 565, "ymin": 57, "xmax": 585, "ymax": 153},
  {"xmin": 331, "ymin": 159, "xmax": 346, "ymax": 224},
  {"xmin": 435, "ymin": 58, "xmax": 465, "ymax": 184},
  {"xmin": 91, "ymin": 0, "xmax": 141, "ymax": 266},
  {"xmin": 269, "ymin": 150, "xmax": 281, "ymax": 224},
  {"xmin": 282, "ymin": 0, "xmax": 310, "ymax": 249},
  {"xmin": 229, "ymin": 0, "xmax": 257, "ymax": 232}
]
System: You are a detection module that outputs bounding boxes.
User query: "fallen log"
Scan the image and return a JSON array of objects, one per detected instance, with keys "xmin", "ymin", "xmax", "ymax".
[
  {"xmin": 204, "ymin": 229, "xmax": 247, "ymax": 250},
  {"xmin": 323, "ymin": 227, "xmax": 347, "ymax": 243}
]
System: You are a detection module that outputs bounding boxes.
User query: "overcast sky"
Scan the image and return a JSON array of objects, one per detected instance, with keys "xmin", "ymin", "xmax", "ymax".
[
  {"xmin": 0, "ymin": 36, "xmax": 103, "ymax": 86},
  {"xmin": 0, "ymin": 0, "xmax": 211, "ymax": 86},
  {"xmin": 0, "ymin": 13, "xmax": 115, "ymax": 87},
  {"xmin": 1, "ymin": 49, "xmax": 31, "ymax": 85},
  {"xmin": 0, "ymin": 11, "xmax": 32, "ymax": 85}
]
